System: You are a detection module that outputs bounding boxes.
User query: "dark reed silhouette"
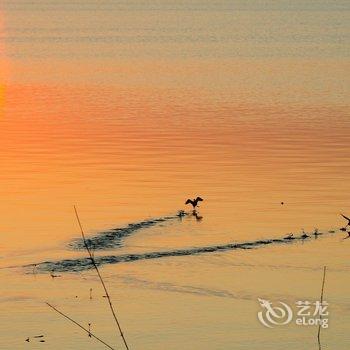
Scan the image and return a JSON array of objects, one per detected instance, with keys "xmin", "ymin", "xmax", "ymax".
[
  {"xmin": 46, "ymin": 303, "xmax": 116, "ymax": 350},
  {"xmin": 185, "ymin": 196, "xmax": 203, "ymax": 209},
  {"xmin": 73, "ymin": 206, "xmax": 130, "ymax": 350},
  {"xmin": 317, "ymin": 266, "xmax": 327, "ymax": 350},
  {"xmin": 88, "ymin": 323, "xmax": 92, "ymax": 338}
]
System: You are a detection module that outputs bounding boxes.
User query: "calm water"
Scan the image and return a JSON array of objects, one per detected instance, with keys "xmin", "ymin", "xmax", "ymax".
[{"xmin": 0, "ymin": 1, "xmax": 350, "ymax": 349}]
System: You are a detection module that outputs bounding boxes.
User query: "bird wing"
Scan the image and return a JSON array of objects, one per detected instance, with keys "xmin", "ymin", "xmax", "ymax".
[
  {"xmin": 341, "ymin": 213, "xmax": 350, "ymax": 221},
  {"xmin": 185, "ymin": 199, "xmax": 193, "ymax": 205},
  {"xmin": 196, "ymin": 197, "xmax": 203, "ymax": 201}
]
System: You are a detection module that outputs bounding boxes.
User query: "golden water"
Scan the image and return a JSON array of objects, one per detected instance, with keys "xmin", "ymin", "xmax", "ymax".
[{"xmin": 0, "ymin": 2, "xmax": 349, "ymax": 349}]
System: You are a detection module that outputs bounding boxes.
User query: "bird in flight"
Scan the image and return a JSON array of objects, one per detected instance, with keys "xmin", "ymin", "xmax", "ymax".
[
  {"xmin": 185, "ymin": 196, "xmax": 203, "ymax": 210},
  {"xmin": 340, "ymin": 214, "xmax": 350, "ymax": 230}
]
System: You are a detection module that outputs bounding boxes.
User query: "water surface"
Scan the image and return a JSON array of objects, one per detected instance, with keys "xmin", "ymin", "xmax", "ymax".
[{"xmin": 0, "ymin": 1, "xmax": 349, "ymax": 349}]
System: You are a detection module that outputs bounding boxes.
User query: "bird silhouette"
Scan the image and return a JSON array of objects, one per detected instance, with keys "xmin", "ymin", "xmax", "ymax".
[
  {"xmin": 340, "ymin": 214, "xmax": 350, "ymax": 230},
  {"xmin": 177, "ymin": 210, "xmax": 186, "ymax": 218},
  {"xmin": 284, "ymin": 233, "xmax": 294, "ymax": 240},
  {"xmin": 313, "ymin": 228, "xmax": 321, "ymax": 239},
  {"xmin": 301, "ymin": 229, "xmax": 309, "ymax": 239},
  {"xmin": 185, "ymin": 197, "xmax": 203, "ymax": 209},
  {"xmin": 313, "ymin": 228, "xmax": 321, "ymax": 236}
]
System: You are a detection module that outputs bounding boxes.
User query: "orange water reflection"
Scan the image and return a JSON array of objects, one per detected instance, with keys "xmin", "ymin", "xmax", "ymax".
[
  {"xmin": 0, "ymin": 82, "xmax": 349, "ymax": 264},
  {"xmin": 0, "ymin": 3, "xmax": 350, "ymax": 349}
]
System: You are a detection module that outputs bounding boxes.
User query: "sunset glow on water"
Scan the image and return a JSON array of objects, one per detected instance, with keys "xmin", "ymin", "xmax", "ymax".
[{"xmin": 0, "ymin": 2, "xmax": 349, "ymax": 349}]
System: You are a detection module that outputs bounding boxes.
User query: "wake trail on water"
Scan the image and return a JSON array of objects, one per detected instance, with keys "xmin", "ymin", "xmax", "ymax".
[
  {"xmin": 69, "ymin": 215, "xmax": 178, "ymax": 251},
  {"xmin": 31, "ymin": 222, "xmax": 338, "ymax": 273}
]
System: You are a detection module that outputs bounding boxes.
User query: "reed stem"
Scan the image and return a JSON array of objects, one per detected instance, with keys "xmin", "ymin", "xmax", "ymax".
[
  {"xmin": 46, "ymin": 302, "xmax": 116, "ymax": 350},
  {"xmin": 317, "ymin": 266, "xmax": 327, "ymax": 347},
  {"xmin": 74, "ymin": 206, "xmax": 130, "ymax": 350}
]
